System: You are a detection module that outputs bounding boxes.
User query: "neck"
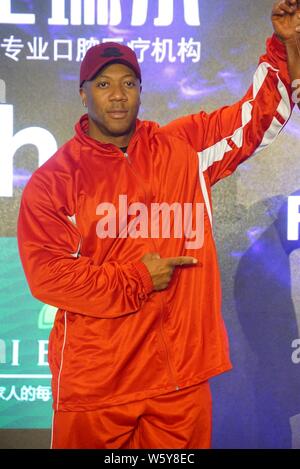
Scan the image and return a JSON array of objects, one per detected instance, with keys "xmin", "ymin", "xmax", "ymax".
[{"xmin": 87, "ymin": 117, "xmax": 135, "ymax": 148}]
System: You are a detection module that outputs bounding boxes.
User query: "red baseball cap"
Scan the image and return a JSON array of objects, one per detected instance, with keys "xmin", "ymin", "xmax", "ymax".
[{"xmin": 79, "ymin": 42, "xmax": 141, "ymax": 87}]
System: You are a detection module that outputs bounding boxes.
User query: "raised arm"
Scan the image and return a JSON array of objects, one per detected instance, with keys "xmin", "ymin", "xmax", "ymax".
[
  {"xmin": 272, "ymin": 0, "xmax": 300, "ymax": 108},
  {"xmin": 161, "ymin": 2, "xmax": 298, "ymax": 186}
]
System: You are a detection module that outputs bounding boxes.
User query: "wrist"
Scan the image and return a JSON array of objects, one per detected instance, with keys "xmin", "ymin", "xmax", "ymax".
[
  {"xmin": 274, "ymin": 32, "xmax": 285, "ymax": 43},
  {"xmin": 132, "ymin": 261, "xmax": 154, "ymax": 295},
  {"xmin": 267, "ymin": 33, "xmax": 287, "ymax": 61},
  {"xmin": 275, "ymin": 32, "xmax": 300, "ymax": 49}
]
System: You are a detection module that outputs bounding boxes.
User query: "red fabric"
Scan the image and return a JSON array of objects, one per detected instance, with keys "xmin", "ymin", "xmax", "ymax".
[
  {"xmin": 161, "ymin": 34, "xmax": 293, "ymax": 186},
  {"xmin": 51, "ymin": 382, "xmax": 212, "ymax": 449},
  {"xmin": 132, "ymin": 260, "xmax": 154, "ymax": 295},
  {"xmin": 17, "ymin": 35, "xmax": 293, "ymax": 413}
]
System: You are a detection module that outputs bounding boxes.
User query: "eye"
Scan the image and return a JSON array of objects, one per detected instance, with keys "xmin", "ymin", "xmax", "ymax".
[
  {"xmin": 124, "ymin": 80, "xmax": 136, "ymax": 88},
  {"xmin": 96, "ymin": 81, "xmax": 109, "ymax": 88}
]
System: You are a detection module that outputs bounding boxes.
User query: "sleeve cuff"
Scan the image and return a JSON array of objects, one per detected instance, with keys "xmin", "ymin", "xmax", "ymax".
[
  {"xmin": 132, "ymin": 261, "xmax": 154, "ymax": 295},
  {"xmin": 267, "ymin": 33, "xmax": 287, "ymax": 61}
]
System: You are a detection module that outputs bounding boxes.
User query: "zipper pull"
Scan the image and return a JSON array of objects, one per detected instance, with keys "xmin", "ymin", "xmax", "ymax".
[{"xmin": 124, "ymin": 152, "xmax": 132, "ymax": 164}]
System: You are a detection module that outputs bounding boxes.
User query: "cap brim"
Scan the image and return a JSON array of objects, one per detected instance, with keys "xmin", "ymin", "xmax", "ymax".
[{"xmin": 80, "ymin": 59, "xmax": 141, "ymax": 87}]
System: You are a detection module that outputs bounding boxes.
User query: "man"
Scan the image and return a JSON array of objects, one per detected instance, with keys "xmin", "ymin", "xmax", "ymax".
[{"xmin": 17, "ymin": 1, "xmax": 300, "ymax": 449}]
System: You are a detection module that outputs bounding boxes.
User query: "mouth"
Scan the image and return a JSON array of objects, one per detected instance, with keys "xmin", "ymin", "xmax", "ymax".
[{"xmin": 107, "ymin": 110, "xmax": 128, "ymax": 119}]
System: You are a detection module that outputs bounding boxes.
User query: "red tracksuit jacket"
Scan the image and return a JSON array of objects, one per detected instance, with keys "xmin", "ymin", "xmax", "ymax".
[{"xmin": 17, "ymin": 35, "xmax": 293, "ymax": 411}]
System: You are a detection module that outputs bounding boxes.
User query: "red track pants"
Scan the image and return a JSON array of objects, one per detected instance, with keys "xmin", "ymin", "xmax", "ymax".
[{"xmin": 51, "ymin": 381, "xmax": 212, "ymax": 449}]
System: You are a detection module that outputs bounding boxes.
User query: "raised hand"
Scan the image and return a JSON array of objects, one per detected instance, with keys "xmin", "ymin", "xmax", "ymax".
[{"xmin": 272, "ymin": 0, "xmax": 300, "ymax": 43}]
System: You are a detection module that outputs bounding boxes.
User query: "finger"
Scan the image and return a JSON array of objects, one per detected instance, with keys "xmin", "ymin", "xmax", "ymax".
[
  {"xmin": 283, "ymin": 0, "xmax": 297, "ymax": 6},
  {"xmin": 166, "ymin": 256, "xmax": 198, "ymax": 266},
  {"xmin": 287, "ymin": 0, "xmax": 300, "ymax": 10},
  {"xmin": 273, "ymin": 8, "xmax": 285, "ymax": 16},
  {"xmin": 287, "ymin": 0, "xmax": 300, "ymax": 7},
  {"xmin": 293, "ymin": 0, "xmax": 300, "ymax": 9},
  {"xmin": 273, "ymin": 1, "xmax": 292, "ymax": 16},
  {"xmin": 278, "ymin": 2, "xmax": 297, "ymax": 13}
]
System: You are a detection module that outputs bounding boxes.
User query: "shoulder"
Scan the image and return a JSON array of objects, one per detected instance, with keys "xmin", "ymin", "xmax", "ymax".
[
  {"xmin": 148, "ymin": 117, "xmax": 199, "ymax": 155},
  {"xmin": 139, "ymin": 119, "xmax": 199, "ymax": 171},
  {"xmin": 22, "ymin": 136, "xmax": 79, "ymax": 200}
]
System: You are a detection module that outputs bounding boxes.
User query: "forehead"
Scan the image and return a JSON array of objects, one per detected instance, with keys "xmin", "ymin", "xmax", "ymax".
[{"xmin": 94, "ymin": 63, "xmax": 137, "ymax": 79}]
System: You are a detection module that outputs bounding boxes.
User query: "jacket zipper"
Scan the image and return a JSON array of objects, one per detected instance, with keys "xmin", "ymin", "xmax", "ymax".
[
  {"xmin": 159, "ymin": 302, "xmax": 180, "ymax": 391},
  {"xmin": 123, "ymin": 149, "xmax": 180, "ymax": 391},
  {"xmin": 123, "ymin": 151, "xmax": 152, "ymax": 208}
]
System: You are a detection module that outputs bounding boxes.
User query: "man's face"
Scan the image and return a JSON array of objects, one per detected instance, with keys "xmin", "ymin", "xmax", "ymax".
[{"xmin": 80, "ymin": 63, "xmax": 141, "ymax": 146}]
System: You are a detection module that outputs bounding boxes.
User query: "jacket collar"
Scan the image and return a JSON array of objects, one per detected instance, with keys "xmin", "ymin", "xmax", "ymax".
[{"xmin": 74, "ymin": 113, "xmax": 145, "ymax": 157}]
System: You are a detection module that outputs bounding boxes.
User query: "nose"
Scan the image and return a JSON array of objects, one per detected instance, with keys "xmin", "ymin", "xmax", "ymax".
[{"xmin": 109, "ymin": 84, "xmax": 127, "ymax": 101}]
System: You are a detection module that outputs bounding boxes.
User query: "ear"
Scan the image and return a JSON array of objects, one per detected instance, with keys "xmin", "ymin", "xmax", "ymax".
[{"xmin": 79, "ymin": 87, "xmax": 87, "ymax": 107}]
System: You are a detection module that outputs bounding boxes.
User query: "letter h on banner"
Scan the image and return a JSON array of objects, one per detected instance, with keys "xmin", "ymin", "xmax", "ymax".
[{"xmin": 0, "ymin": 79, "xmax": 57, "ymax": 197}]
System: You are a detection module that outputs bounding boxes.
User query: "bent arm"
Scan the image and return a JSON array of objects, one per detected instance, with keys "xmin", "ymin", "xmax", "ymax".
[{"xmin": 17, "ymin": 177, "xmax": 153, "ymax": 319}]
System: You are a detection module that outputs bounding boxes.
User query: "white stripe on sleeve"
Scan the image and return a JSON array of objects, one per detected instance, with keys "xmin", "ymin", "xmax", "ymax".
[{"xmin": 199, "ymin": 62, "xmax": 292, "ymax": 174}]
